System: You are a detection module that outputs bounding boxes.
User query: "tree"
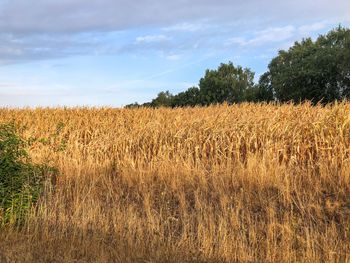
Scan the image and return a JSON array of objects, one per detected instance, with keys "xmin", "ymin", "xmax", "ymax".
[
  {"xmin": 199, "ymin": 62, "xmax": 255, "ymax": 105},
  {"xmin": 267, "ymin": 26, "xmax": 350, "ymax": 104},
  {"xmin": 245, "ymin": 73, "xmax": 274, "ymax": 103},
  {"xmin": 172, "ymin": 87, "xmax": 200, "ymax": 107},
  {"xmin": 150, "ymin": 91, "xmax": 174, "ymax": 107},
  {"xmin": 124, "ymin": 102, "xmax": 141, "ymax": 109}
]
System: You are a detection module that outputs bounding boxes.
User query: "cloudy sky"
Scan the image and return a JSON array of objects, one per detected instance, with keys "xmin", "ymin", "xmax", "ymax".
[{"xmin": 0, "ymin": 0, "xmax": 349, "ymax": 107}]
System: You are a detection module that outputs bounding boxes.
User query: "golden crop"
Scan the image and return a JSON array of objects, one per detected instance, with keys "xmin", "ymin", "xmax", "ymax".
[{"xmin": 1, "ymin": 102, "xmax": 350, "ymax": 262}]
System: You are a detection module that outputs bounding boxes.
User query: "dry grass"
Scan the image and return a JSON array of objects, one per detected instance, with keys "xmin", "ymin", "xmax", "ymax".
[{"xmin": 0, "ymin": 102, "xmax": 350, "ymax": 262}]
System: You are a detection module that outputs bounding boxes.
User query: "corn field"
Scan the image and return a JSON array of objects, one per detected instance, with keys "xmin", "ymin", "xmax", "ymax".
[{"xmin": 1, "ymin": 102, "xmax": 350, "ymax": 262}]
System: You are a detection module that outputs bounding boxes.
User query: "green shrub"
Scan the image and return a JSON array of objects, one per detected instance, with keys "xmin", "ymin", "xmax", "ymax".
[{"xmin": 0, "ymin": 123, "xmax": 56, "ymax": 226}]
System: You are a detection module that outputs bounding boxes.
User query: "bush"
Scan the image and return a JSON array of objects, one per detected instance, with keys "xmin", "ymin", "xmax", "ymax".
[{"xmin": 0, "ymin": 123, "xmax": 56, "ymax": 226}]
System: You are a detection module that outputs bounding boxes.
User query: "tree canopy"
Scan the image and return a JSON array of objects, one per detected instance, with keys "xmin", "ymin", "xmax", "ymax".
[
  {"xmin": 266, "ymin": 26, "xmax": 350, "ymax": 104},
  {"xmin": 172, "ymin": 87, "xmax": 200, "ymax": 107},
  {"xmin": 199, "ymin": 62, "xmax": 255, "ymax": 105}
]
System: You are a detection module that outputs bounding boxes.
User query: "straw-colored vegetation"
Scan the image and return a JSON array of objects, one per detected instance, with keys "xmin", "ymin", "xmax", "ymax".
[{"xmin": 0, "ymin": 103, "xmax": 350, "ymax": 262}]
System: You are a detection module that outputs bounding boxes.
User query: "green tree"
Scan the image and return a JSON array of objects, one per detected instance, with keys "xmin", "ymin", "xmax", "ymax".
[
  {"xmin": 267, "ymin": 26, "xmax": 350, "ymax": 103},
  {"xmin": 252, "ymin": 72, "xmax": 274, "ymax": 102},
  {"xmin": 150, "ymin": 91, "xmax": 174, "ymax": 107},
  {"xmin": 124, "ymin": 102, "xmax": 140, "ymax": 109},
  {"xmin": 198, "ymin": 62, "xmax": 255, "ymax": 105},
  {"xmin": 172, "ymin": 87, "xmax": 200, "ymax": 107}
]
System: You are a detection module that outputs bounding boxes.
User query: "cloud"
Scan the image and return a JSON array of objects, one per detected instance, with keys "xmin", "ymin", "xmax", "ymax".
[
  {"xmin": 226, "ymin": 21, "xmax": 333, "ymax": 48},
  {"xmin": 0, "ymin": 82, "xmax": 19, "ymax": 88},
  {"xmin": 0, "ymin": 0, "xmax": 349, "ymax": 34},
  {"xmin": 298, "ymin": 21, "xmax": 327, "ymax": 35},
  {"xmin": 0, "ymin": 82, "xmax": 71, "ymax": 97},
  {"xmin": 163, "ymin": 22, "xmax": 204, "ymax": 32},
  {"xmin": 0, "ymin": 0, "xmax": 348, "ymax": 63},
  {"xmin": 135, "ymin": 35, "xmax": 171, "ymax": 44},
  {"xmin": 165, "ymin": 54, "xmax": 181, "ymax": 61},
  {"xmin": 227, "ymin": 26, "xmax": 296, "ymax": 47},
  {"xmin": 0, "ymin": 32, "xmax": 105, "ymax": 64}
]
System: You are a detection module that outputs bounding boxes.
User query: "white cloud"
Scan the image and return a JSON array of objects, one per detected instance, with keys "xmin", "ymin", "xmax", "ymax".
[
  {"xmin": 165, "ymin": 54, "xmax": 181, "ymax": 60},
  {"xmin": 227, "ymin": 26, "xmax": 296, "ymax": 47},
  {"xmin": 135, "ymin": 35, "xmax": 171, "ymax": 44},
  {"xmin": 226, "ymin": 20, "xmax": 338, "ymax": 50},
  {"xmin": 163, "ymin": 22, "xmax": 204, "ymax": 32},
  {"xmin": 0, "ymin": 82, "xmax": 19, "ymax": 88},
  {"xmin": 226, "ymin": 37, "xmax": 246, "ymax": 46},
  {"xmin": 0, "ymin": 0, "xmax": 348, "ymax": 34},
  {"xmin": 298, "ymin": 21, "xmax": 327, "ymax": 35},
  {"xmin": 0, "ymin": 46, "xmax": 23, "ymax": 56},
  {"xmin": 0, "ymin": 1, "xmax": 348, "ymax": 63},
  {"xmin": 0, "ymin": 83, "xmax": 70, "ymax": 97}
]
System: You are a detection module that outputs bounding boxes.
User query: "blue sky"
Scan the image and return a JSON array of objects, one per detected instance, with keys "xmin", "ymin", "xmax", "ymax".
[{"xmin": 0, "ymin": 0, "xmax": 349, "ymax": 107}]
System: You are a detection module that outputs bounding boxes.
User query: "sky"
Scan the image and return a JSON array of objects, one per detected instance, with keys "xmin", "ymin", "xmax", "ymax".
[{"xmin": 0, "ymin": 0, "xmax": 349, "ymax": 107}]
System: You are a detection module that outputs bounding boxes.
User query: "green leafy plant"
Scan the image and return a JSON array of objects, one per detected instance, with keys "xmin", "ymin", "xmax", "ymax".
[{"xmin": 0, "ymin": 123, "xmax": 56, "ymax": 226}]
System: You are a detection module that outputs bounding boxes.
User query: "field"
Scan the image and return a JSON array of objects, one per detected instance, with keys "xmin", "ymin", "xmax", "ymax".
[{"xmin": 0, "ymin": 103, "xmax": 350, "ymax": 262}]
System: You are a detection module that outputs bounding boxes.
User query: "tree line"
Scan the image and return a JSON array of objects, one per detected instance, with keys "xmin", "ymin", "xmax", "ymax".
[{"xmin": 125, "ymin": 26, "xmax": 350, "ymax": 108}]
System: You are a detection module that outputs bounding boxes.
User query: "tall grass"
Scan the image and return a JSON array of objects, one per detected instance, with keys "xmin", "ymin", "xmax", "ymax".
[{"xmin": 0, "ymin": 102, "xmax": 349, "ymax": 262}]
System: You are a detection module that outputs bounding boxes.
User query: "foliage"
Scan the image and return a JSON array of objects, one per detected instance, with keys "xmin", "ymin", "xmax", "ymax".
[
  {"xmin": 149, "ymin": 91, "xmax": 174, "ymax": 107},
  {"xmin": 267, "ymin": 26, "xmax": 350, "ymax": 103},
  {"xmin": 0, "ymin": 123, "xmax": 56, "ymax": 226},
  {"xmin": 199, "ymin": 62, "xmax": 255, "ymax": 105},
  {"xmin": 247, "ymin": 72, "xmax": 275, "ymax": 102},
  {"xmin": 124, "ymin": 102, "xmax": 141, "ymax": 109},
  {"xmin": 172, "ymin": 87, "xmax": 200, "ymax": 107}
]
